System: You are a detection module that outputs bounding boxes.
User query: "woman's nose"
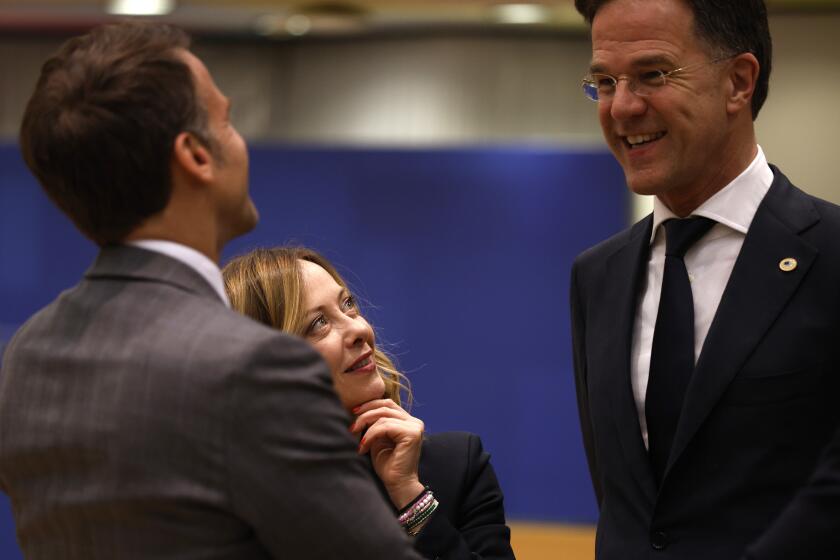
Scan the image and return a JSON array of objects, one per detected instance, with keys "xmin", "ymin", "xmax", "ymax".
[{"xmin": 344, "ymin": 315, "xmax": 373, "ymax": 347}]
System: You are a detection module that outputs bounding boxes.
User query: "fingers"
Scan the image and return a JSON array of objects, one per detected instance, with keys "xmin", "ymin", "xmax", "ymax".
[
  {"xmin": 351, "ymin": 412, "xmax": 423, "ymax": 436},
  {"xmin": 349, "ymin": 400, "xmax": 423, "ymax": 435},
  {"xmin": 355, "ymin": 412, "xmax": 425, "ymax": 509},
  {"xmin": 357, "ymin": 417, "xmax": 423, "ymax": 455},
  {"xmin": 352, "ymin": 398, "xmax": 401, "ymax": 416}
]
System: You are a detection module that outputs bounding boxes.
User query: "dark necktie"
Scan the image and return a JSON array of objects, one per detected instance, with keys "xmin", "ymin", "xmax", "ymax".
[{"xmin": 646, "ymin": 216, "xmax": 715, "ymax": 484}]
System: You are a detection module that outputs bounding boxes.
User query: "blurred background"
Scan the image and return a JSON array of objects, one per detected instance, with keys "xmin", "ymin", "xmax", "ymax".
[{"xmin": 1, "ymin": 1, "xmax": 839, "ymax": 558}]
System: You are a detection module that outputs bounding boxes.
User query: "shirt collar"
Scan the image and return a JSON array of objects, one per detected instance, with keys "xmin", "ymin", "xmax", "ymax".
[
  {"xmin": 650, "ymin": 145, "xmax": 774, "ymax": 244},
  {"xmin": 124, "ymin": 239, "xmax": 230, "ymax": 307}
]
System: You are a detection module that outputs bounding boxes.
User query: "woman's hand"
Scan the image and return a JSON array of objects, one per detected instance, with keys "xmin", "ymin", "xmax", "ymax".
[{"xmin": 351, "ymin": 398, "xmax": 425, "ymax": 509}]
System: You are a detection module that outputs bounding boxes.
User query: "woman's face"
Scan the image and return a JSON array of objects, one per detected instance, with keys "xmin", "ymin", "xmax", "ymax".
[{"xmin": 299, "ymin": 259, "xmax": 385, "ymax": 411}]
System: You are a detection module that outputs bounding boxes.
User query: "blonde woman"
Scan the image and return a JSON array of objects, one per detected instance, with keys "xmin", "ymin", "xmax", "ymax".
[{"xmin": 223, "ymin": 247, "xmax": 514, "ymax": 560}]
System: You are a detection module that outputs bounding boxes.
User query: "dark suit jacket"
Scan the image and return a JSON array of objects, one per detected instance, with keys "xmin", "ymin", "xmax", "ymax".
[
  {"xmin": 0, "ymin": 246, "xmax": 423, "ymax": 560},
  {"xmin": 570, "ymin": 167, "xmax": 840, "ymax": 559},
  {"xmin": 371, "ymin": 431, "xmax": 514, "ymax": 560}
]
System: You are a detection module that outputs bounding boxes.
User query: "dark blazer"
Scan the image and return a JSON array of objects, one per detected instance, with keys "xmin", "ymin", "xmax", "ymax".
[
  {"xmin": 0, "ymin": 246, "xmax": 422, "ymax": 560},
  {"xmin": 570, "ymin": 167, "xmax": 840, "ymax": 560},
  {"xmin": 389, "ymin": 432, "xmax": 515, "ymax": 560}
]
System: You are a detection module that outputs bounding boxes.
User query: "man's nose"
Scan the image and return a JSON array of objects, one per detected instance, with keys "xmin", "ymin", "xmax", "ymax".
[{"xmin": 609, "ymin": 79, "xmax": 647, "ymax": 120}]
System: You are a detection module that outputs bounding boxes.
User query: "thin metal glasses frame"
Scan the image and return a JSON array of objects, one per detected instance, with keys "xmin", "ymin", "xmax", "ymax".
[{"xmin": 581, "ymin": 55, "xmax": 735, "ymax": 102}]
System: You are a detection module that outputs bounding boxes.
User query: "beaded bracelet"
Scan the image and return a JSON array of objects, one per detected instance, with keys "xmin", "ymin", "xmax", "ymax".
[
  {"xmin": 398, "ymin": 487, "xmax": 433, "ymax": 523},
  {"xmin": 398, "ymin": 487, "xmax": 439, "ymax": 536},
  {"xmin": 398, "ymin": 486, "xmax": 431, "ymax": 517},
  {"xmin": 405, "ymin": 498, "xmax": 439, "ymax": 536},
  {"xmin": 398, "ymin": 493, "xmax": 433, "ymax": 525}
]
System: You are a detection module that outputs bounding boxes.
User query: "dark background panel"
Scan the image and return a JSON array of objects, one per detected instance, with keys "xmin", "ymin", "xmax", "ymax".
[{"xmin": 0, "ymin": 143, "xmax": 627, "ymax": 556}]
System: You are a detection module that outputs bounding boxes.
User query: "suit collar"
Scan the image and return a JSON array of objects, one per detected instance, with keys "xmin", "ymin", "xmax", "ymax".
[
  {"xmin": 650, "ymin": 145, "xmax": 774, "ymax": 241},
  {"xmin": 124, "ymin": 240, "xmax": 230, "ymax": 307},
  {"xmin": 85, "ymin": 245, "xmax": 226, "ymax": 306},
  {"xmin": 665, "ymin": 166, "xmax": 819, "ymax": 478},
  {"xmin": 752, "ymin": 164, "xmax": 819, "ymax": 234}
]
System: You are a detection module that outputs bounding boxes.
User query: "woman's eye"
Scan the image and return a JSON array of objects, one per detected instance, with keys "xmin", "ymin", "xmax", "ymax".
[
  {"xmin": 342, "ymin": 295, "xmax": 357, "ymax": 311},
  {"xmin": 307, "ymin": 315, "xmax": 328, "ymax": 335}
]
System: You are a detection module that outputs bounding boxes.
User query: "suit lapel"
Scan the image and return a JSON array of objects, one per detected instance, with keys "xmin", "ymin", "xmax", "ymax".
[
  {"xmin": 666, "ymin": 169, "xmax": 820, "ymax": 476},
  {"xmin": 600, "ymin": 216, "xmax": 659, "ymax": 498}
]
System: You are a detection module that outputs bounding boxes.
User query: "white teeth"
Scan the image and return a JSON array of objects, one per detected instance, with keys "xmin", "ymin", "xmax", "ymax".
[
  {"xmin": 627, "ymin": 132, "xmax": 665, "ymax": 146},
  {"xmin": 346, "ymin": 357, "xmax": 371, "ymax": 372}
]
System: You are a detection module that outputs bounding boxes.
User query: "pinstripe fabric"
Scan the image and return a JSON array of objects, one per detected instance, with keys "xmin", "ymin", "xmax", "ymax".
[{"xmin": 0, "ymin": 245, "xmax": 421, "ymax": 560}]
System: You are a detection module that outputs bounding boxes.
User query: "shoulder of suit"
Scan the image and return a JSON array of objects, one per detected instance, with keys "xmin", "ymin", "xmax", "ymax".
[
  {"xmin": 106, "ymin": 285, "xmax": 324, "ymax": 376},
  {"xmin": 802, "ymin": 190, "xmax": 840, "ymax": 224},
  {"xmin": 766, "ymin": 169, "xmax": 840, "ymax": 237},
  {"xmin": 203, "ymin": 305, "xmax": 321, "ymax": 361},
  {"xmin": 424, "ymin": 430, "xmax": 478, "ymax": 447},
  {"xmin": 422, "ymin": 431, "xmax": 486, "ymax": 463},
  {"xmin": 573, "ymin": 215, "xmax": 651, "ymax": 269},
  {"xmin": 419, "ymin": 432, "xmax": 493, "ymax": 501}
]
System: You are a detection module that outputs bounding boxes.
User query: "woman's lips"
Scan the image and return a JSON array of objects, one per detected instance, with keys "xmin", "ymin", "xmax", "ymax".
[{"xmin": 344, "ymin": 352, "xmax": 375, "ymax": 374}]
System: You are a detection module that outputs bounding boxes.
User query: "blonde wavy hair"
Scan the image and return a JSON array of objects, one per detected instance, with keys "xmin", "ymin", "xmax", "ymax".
[{"xmin": 222, "ymin": 247, "xmax": 412, "ymax": 408}]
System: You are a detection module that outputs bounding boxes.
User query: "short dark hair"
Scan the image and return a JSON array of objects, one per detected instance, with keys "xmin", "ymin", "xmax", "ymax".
[
  {"xmin": 575, "ymin": 0, "xmax": 772, "ymax": 120},
  {"xmin": 19, "ymin": 21, "xmax": 213, "ymax": 245}
]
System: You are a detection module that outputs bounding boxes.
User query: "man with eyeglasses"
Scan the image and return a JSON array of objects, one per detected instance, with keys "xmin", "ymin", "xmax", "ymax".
[{"xmin": 570, "ymin": 0, "xmax": 840, "ymax": 559}]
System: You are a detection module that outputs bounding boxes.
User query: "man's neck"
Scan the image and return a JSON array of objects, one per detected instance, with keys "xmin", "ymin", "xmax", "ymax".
[
  {"xmin": 660, "ymin": 140, "xmax": 759, "ymax": 218},
  {"xmin": 125, "ymin": 214, "xmax": 222, "ymax": 264}
]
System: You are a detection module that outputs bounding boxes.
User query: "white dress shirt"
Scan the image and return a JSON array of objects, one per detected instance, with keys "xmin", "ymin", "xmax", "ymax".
[
  {"xmin": 630, "ymin": 146, "xmax": 774, "ymax": 448},
  {"xmin": 124, "ymin": 239, "xmax": 230, "ymax": 308}
]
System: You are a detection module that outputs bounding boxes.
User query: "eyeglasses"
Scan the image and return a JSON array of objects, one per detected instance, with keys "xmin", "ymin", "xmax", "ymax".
[{"xmin": 581, "ymin": 56, "xmax": 733, "ymax": 102}]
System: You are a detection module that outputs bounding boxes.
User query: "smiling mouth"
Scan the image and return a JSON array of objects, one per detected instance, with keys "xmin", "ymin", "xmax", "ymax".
[
  {"xmin": 624, "ymin": 131, "xmax": 666, "ymax": 148},
  {"xmin": 344, "ymin": 355, "xmax": 373, "ymax": 373}
]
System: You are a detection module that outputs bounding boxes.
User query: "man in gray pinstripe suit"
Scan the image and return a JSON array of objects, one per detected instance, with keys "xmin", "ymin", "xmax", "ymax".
[{"xmin": 0, "ymin": 21, "xmax": 422, "ymax": 560}]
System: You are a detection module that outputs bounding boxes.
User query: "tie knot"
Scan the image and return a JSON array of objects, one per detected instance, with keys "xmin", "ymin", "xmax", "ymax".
[{"xmin": 663, "ymin": 217, "xmax": 715, "ymax": 257}]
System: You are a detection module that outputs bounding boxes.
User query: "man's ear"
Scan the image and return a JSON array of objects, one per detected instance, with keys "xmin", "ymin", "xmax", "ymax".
[
  {"xmin": 172, "ymin": 131, "xmax": 214, "ymax": 183},
  {"xmin": 726, "ymin": 52, "xmax": 759, "ymax": 116}
]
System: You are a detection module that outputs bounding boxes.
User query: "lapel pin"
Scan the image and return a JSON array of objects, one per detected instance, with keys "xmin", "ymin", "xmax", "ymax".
[{"xmin": 779, "ymin": 258, "xmax": 798, "ymax": 272}]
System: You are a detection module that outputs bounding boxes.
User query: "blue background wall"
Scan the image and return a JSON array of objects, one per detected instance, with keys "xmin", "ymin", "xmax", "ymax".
[{"xmin": 0, "ymin": 143, "xmax": 627, "ymax": 555}]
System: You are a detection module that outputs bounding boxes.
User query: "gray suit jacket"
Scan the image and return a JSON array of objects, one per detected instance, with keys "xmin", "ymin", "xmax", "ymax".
[{"xmin": 0, "ymin": 245, "xmax": 423, "ymax": 560}]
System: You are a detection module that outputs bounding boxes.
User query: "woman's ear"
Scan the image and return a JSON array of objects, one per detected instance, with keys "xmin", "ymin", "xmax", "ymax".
[
  {"xmin": 726, "ymin": 52, "xmax": 760, "ymax": 116},
  {"xmin": 172, "ymin": 131, "xmax": 213, "ymax": 183}
]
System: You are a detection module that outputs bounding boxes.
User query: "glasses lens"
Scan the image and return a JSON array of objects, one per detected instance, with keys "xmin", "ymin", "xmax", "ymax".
[
  {"xmin": 582, "ymin": 80, "xmax": 599, "ymax": 102},
  {"xmin": 633, "ymin": 70, "xmax": 666, "ymax": 96},
  {"xmin": 592, "ymin": 74, "xmax": 616, "ymax": 99}
]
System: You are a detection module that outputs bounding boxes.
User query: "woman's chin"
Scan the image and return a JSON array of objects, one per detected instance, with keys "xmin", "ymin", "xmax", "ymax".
[{"xmin": 342, "ymin": 380, "xmax": 387, "ymax": 412}]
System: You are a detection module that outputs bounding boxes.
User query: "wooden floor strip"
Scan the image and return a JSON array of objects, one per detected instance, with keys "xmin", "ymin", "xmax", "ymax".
[{"xmin": 509, "ymin": 522, "xmax": 595, "ymax": 560}]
